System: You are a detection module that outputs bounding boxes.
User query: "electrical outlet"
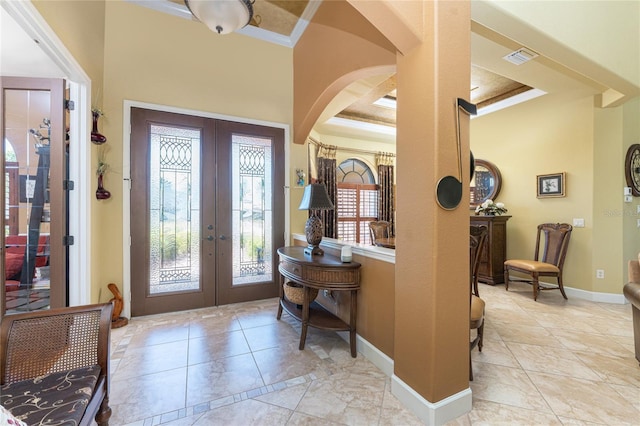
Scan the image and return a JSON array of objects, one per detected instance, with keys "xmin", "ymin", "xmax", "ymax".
[
  {"xmin": 637, "ymin": 205, "xmax": 640, "ymax": 214},
  {"xmin": 596, "ymin": 269, "xmax": 605, "ymax": 279},
  {"xmin": 572, "ymin": 218, "xmax": 585, "ymax": 228}
]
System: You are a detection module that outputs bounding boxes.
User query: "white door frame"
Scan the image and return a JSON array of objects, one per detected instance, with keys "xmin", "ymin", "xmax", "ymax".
[{"xmin": 2, "ymin": 1, "xmax": 92, "ymax": 306}]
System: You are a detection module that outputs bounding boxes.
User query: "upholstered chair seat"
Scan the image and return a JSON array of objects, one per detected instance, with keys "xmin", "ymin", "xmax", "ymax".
[{"xmin": 504, "ymin": 223, "xmax": 572, "ymax": 301}]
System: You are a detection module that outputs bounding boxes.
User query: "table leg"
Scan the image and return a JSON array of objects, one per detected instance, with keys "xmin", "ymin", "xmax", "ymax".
[
  {"xmin": 299, "ymin": 285, "xmax": 310, "ymax": 350},
  {"xmin": 276, "ymin": 273, "xmax": 284, "ymax": 320},
  {"xmin": 350, "ymin": 289, "xmax": 357, "ymax": 357}
]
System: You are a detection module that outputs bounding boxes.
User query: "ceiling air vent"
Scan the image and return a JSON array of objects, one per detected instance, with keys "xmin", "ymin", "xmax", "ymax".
[{"xmin": 503, "ymin": 48, "xmax": 538, "ymax": 65}]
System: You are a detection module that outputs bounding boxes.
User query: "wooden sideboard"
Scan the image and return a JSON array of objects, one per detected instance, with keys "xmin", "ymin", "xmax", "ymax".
[
  {"xmin": 276, "ymin": 246, "xmax": 361, "ymax": 357},
  {"xmin": 470, "ymin": 215, "xmax": 511, "ymax": 285}
]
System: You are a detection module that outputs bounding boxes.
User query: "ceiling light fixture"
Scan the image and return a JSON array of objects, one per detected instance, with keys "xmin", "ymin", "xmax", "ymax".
[{"xmin": 185, "ymin": 0, "xmax": 254, "ymax": 35}]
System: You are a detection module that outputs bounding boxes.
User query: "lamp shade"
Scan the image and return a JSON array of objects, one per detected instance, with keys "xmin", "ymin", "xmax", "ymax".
[
  {"xmin": 185, "ymin": 0, "xmax": 253, "ymax": 35},
  {"xmin": 298, "ymin": 184, "xmax": 334, "ymax": 211}
]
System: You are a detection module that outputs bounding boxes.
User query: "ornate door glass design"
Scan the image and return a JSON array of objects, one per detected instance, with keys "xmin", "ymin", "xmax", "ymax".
[
  {"xmin": 148, "ymin": 124, "xmax": 201, "ymax": 295},
  {"xmin": 231, "ymin": 135, "xmax": 272, "ymax": 285}
]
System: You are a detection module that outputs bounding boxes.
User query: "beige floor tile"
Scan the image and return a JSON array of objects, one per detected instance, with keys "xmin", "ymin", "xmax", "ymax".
[
  {"xmin": 379, "ymin": 382, "xmax": 424, "ymax": 425},
  {"xmin": 295, "ymin": 371, "xmax": 385, "ymax": 425},
  {"xmin": 471, "ymin": 337, "xmax": 520, "ymax": 369},
  {"xmin": 186, "ymin": 353, "xmax": 265, "ymax": 406},
  {"xmin": 549, "ymin": 328, "xmax": 633, "ymax": 358},
  {"xmin": 285, "ymin": 412, "xmax": 345, "ymax": 425},
  {"xmin": 253, "ymin": 381, "xmax": 310, "ymax": 410},
  {"xmin": 194, "ymin": 398, "xmax": 292, "ymax": 425},
  {"xmin": 110, "ymin": 367, "xmax": 187, "ymax": 425},
  {"xmin": 252, "ymin": 345, "xmax": 325, "ymax": 385},
  {"xmin": 188, "ymin": 314, "xmax": 242, "ymax": 338},
  {"xmin": 495, "ymin": 323, "xmax": 564, "ymax": 348},
  {"xmin": 236, "ymin": 308, "xmax": 281, "ymax": 329},
  {"xmin": 470, "ymin": 363, "xmax": 553, "ymax": 412},
  {"xmin": 505, "ymin": 342, "xmax": 601, "ymax": 380},
  {"xmin": 463, "ymin": 400, "xmax": 563, "ymax": 425},
  {"xmin": 609, "ymin": 383, "xmax": 640, "ymax": 412},
  {"xmin": 126, "ymin": 321, "xmax": 190, "ymax": 348},
  {"xmin": 187, "ymin": 330, "xmax": 251, "ymax": 365},
  {"xmin": 574, "ymin": 351, "xmax": 640, "ymax": 387},
  {"xmin": 109, "ymin": 292, "xmax": 639, "ymax": 426},
  {"xmin": 242, "ymin": 321, "xmax": 301, "ymax": 352},
  {"xmin": 113, "ymin": 339, "xmax": 188, "ymax": 379},
  {"xmin": 528, "ymin": 371, "xmax": 640, "ymax": 424}
]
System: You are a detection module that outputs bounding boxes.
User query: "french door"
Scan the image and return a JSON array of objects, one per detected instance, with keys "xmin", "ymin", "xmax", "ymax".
[
  {"xmin": 1, "ymin": 77, "xmax": 68, "ymax": 315},
  {"xmin": 130, "ymin": 108, "xmax": 284, "ymax": 316}
]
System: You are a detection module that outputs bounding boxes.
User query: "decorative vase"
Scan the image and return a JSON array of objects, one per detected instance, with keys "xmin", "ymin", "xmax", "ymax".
[
  {"xmin": 96, "ymin": 173, "xmax": 111, "ymax": 200},
  {"xmin": 91, "ymin": 111, "xmax": 107, "ymax": 144}
]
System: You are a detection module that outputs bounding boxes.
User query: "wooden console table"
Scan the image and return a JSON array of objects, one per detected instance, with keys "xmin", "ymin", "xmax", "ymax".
[
  {"xmin": 470, "ymin": 215, "xmax": 511, "ymax": 285},
  {"xmin": 276, "ymin": 246, "xmax": 361, "ymax": 357}
]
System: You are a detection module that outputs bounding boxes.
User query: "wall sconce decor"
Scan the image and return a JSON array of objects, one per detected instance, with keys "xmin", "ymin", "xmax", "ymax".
[
  {"xmin": 185, "ymin": 0, "xmax": 254, "ymax": 34},
  {"xmin": 298, "ymin": 183, "xmax": 334, "ymax": 256}
]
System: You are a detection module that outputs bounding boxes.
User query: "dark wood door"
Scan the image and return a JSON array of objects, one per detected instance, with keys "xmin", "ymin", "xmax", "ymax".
[
  {"xmin": 1, "ymin": 77, "xmax": 68, "ymax": 315},
  {"xmin": 130, "ymin": 108, "xmax": 283, "ymax": 316}
]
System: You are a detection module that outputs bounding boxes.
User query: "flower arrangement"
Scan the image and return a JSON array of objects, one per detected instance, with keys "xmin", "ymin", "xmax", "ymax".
[{"xmin": 475, "ymin": 199, "xmax": 507, "ymax": 216}]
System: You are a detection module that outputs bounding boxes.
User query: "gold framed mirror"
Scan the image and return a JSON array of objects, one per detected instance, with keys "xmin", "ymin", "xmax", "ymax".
[{"xmin": 470, "ymin": 159, "xmax": 502, "ymax": 209}]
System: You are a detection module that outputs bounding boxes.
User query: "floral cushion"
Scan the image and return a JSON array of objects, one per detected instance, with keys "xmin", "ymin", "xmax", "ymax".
[
  {"xmin": 0, "ymin": 404, "xmax": 27, "ymax": 426},
  {"xmin": 0, "ymin": 365, "xmax": 100, "ymax": 426}
]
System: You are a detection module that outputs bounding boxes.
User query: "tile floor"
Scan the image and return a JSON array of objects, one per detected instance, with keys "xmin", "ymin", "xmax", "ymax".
[{"xmin": 109, "ymin": 282, "xmax": 640, "ymax": 425}]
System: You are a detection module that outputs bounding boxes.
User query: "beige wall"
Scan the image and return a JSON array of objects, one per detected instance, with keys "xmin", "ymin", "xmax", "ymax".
[
  {"xmin": 471, "ymin": 91, "xmax": 640, "ymax": 295},
  {"xmin": 622, "ymin": 97, "xmax": 640, "ymax": 281},
  {"xmin": 32, "ymin": 0, "xmax": 293, "ymax": 302}
]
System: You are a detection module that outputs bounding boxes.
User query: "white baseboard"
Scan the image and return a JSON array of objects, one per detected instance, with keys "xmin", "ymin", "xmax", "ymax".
[
  {"xmin": 507, "ymin": 276, "xmax": 628, "ymax": 304},
  {"xmin": 391, "ymin": 375, "xmax": 472, "ymax": 425},
  {"xmin": 336, "ymin": 331, "xmax": 471, "ymax": 425},
  {"xmin": 336, "ymin": 331, "xmax": 394, "ymax": 376},
  {"xmin": 564, "ymin": 286, "xmax": 627, "ymax": 304}
]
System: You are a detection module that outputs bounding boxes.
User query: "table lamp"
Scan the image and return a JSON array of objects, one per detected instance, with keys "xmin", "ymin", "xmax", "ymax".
[{"xmin": 298, "ymin": 183, "xmax": 334, "ymax": 256}]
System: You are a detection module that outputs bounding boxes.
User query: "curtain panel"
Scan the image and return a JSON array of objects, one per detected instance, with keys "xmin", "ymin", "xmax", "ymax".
[{"xmin": 377, "ymin": 153, "xmax": 395, "ymax": 236}]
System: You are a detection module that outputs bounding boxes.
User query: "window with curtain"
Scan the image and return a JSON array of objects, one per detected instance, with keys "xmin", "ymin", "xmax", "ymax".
[{"xmin": 336, "ymin": 158, "xmax": 378, "ymax": 244}]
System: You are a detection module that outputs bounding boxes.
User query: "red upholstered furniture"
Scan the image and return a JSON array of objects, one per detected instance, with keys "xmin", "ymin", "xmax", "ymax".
[{"xmin": 4, "ymin": 235, "xmax": 49, "ymax": 291}]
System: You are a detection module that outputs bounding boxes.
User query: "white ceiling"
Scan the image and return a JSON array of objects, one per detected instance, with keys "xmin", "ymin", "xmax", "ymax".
[
  {"xmin": 0, "ymin": 2, "xmax": 602, "ymax": 142},
  {"xmin": 0, "ymin": 7, "xmax": 65, "ymax": 78}
]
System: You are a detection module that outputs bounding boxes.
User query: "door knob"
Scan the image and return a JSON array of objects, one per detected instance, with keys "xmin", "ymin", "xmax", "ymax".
[
  {"xmin": 219, "ymin": 235, "xmax": 227, "ymax": 240},
  {"xmin": 206, "ymin": 235, "xmax": 214, "ymax": 241}
]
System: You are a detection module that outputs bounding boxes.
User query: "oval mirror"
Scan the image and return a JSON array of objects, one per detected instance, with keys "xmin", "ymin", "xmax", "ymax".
[{"xmin": 470, "ymin": 159, "xmax": 502, "ymax": 209}]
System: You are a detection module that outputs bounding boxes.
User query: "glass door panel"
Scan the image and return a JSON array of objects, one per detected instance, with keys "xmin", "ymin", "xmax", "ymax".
[
  {"xmin": 149, "ymin": 124, "xmax": 201, "ymax": 295},
  {"xmin": 2, "ymin": 78, "xmax": 67, "ymax": 316},
  {"xmin": 232, "ymin": 136, "xmax": 273, "ymax": 286}
]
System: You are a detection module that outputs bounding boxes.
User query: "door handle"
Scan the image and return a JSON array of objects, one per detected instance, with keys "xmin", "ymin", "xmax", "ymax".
[
  {"xmin": 219, "ymin": 235, "xmax": 227, "ymax": 240},
  {"xmin": 206, "ymin": 235, "xmax": 214, "ymax": 241}
]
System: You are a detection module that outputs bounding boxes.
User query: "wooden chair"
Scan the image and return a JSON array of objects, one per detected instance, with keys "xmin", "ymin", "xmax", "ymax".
[
  {"xmin": 368, "ymin": 221, "xmax": 390, "ymax": 245},
  {"xmin": 470, "ymin": 225, "xmax": 488, "ymax": 381},
  {"xmin": 504, "ymin": 223, "xmax": 573, "ymax": 301},
  {"xmin": 1, "ymin": 303, "xmax": 113, "ymax": 425}
]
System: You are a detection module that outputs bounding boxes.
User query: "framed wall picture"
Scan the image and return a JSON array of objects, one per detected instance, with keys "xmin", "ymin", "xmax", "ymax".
[{"xmin": 537, "ymin": 172, "xmax": 565, "ymax": 198}]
